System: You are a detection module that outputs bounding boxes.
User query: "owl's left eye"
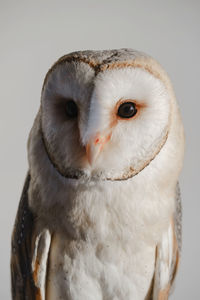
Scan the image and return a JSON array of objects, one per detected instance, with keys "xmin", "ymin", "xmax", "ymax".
[
  {"xmin": 65, "ymin": 100, "xmax": 78, "ymax": 118},
  {"xmin": 117, "ymin": 102, "xmax": 137, "ymax": 119}
]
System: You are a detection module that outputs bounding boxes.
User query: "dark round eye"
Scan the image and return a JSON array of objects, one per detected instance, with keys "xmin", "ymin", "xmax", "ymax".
[
  {"xmin": 65, "ymin": 100, "xmax": 78, "ymax": 118},
  {"xmin": 117, "ymin": 102, "xmax": 137, "ymax": 118}
]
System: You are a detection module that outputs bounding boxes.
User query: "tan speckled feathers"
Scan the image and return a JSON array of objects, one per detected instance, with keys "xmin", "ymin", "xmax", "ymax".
[{"xmin": 43, "ymin": 49, "xmax": 172, "ymax": 94}]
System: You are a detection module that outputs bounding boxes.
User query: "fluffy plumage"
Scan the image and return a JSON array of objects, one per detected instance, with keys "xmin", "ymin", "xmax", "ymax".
[{"xmin": 11, "ymin": 49, "xmax": 184, "ymax": 300}]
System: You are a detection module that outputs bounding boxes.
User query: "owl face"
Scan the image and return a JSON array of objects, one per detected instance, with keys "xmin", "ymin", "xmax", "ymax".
[{"xmin": 41, "ymin": 58, "xmax": 170, "ymax": 181}]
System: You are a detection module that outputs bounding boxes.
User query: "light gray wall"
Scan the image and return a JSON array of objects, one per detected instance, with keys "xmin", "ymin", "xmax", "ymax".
[{"xmin": 0, "ymin": 0, "xmax": 199, "ymax": 298}]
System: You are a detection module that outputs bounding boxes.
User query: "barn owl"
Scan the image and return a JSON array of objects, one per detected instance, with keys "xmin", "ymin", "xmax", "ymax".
[{"xmin": 11, "ymin": 49, "xmax": 184, "ymax": 300}]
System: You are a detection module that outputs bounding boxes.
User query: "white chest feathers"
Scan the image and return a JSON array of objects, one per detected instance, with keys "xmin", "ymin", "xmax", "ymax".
[
  {"xmin": 33, "ymin": 177, "xmax": 174, "ymax": 300},
  {"xmin": 46, "ymin": 233, "xmax": 155, "ymax": 300}
]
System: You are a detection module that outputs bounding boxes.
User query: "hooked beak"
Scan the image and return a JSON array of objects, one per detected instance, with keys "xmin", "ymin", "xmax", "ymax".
[{"xmin": 86, "ymin": 132, "xmax": 111, "ymax": 165}]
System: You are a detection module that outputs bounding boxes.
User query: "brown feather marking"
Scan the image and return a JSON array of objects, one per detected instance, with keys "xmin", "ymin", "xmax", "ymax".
[
  {"xmin": 145, "ymin": 274, "xmax": 155, "ymax": 300},
  {"xmin": 157, "ymin": 284, "xmax": 170, "ymax": 300},
  {"xmin": 171, "ymin": 251, "xmax": 179, "ymax": 285},
  {"xmin": 33, "ymin": 258, "xmax": 40, "ymax": 286},
  {"xmin": 99, "ymin": 60, "xmax": 162, "ymax": 81},
  {"xmin": 42, "ymin": 51, "xmax": 172, "ymax": 96},
  {"xmin": 35, "ymin": 288, "xmax": 42, "ymax": 300}
]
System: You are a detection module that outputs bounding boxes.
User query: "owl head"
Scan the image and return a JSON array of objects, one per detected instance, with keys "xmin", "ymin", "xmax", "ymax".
[{"xmin": 30, "ymin": 49, "xmax": 184, "ymax": 183}]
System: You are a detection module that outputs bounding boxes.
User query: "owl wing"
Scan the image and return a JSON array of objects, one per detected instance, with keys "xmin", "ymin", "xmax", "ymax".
[
  {"xmin": 147, "ymin": 183, "xmax": 182, "ymax": 300},
  {"xmin": 11, "ymin": 174, "xmax": 51, "ymax": 300}
]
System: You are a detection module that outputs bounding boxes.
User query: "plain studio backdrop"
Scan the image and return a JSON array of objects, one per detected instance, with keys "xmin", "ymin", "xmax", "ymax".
[{"xmin": 0, "ymin": 0, "xmax": 199, "ymax": 298}]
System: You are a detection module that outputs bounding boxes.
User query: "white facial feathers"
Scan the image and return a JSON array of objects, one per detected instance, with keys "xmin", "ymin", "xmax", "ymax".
[
  {"xmin": 41, "ymin": 61, "xmax": 171, "ymax": 180},
  {"xmin": 87, "ymin": 67, "xmax": 170, "ymax": 140}
]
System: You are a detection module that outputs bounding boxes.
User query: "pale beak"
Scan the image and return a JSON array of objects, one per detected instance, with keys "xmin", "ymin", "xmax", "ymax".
[{"xmin": 86, "ymin": 132, "xmax": 111, "ymax": 165}]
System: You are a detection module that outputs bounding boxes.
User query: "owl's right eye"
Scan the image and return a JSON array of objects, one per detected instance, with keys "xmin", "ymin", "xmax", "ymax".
[
  {"xmin": 65, "ymin": 100, "xmax": 78, "ymax": 118},
  {"xmin": 117, "ymin": 101, "xmax": 137, "ymax": 119}
]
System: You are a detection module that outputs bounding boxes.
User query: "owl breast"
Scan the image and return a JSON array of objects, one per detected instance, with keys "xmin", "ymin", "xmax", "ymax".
[
  {"xmin": 35, "ymin": 162, "xmax": 174, "ymax": 300},
  {"xmin": 46, "ymin": 229, "xmax": 155, "ymax": 300}
]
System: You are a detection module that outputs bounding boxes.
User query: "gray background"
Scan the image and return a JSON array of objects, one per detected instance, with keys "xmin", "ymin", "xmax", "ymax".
[{"xmin": 0, "ymin": 0, "xmax": 199, "ymax": 298}]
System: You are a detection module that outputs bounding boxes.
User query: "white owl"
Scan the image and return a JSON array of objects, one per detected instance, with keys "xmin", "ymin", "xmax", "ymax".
[{"xmin": 11, "ymin": 49, "xmax": 184, "ymax": 300}]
